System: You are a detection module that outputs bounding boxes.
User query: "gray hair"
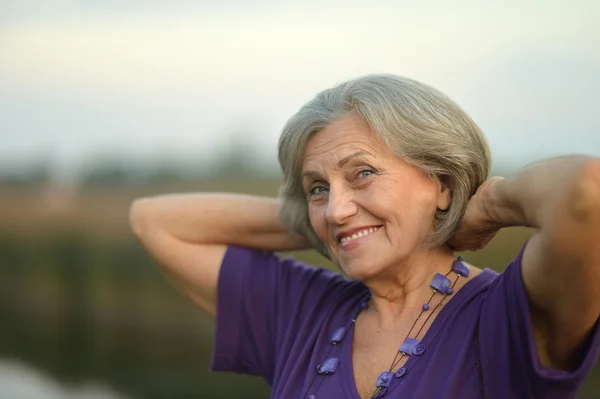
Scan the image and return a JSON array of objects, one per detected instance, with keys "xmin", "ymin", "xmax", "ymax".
[{"xmin": 277, "ymin": 74, "xmax": 490, "ymax": 257}]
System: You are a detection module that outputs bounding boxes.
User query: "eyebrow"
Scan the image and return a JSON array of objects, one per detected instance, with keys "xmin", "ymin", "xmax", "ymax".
[
  {"xmin": 337, "ymin": 151, "xmax": 372, "ymax": 168},
  {"xmin": 301, "ymin": 150, "xmax": 373, "ymax": 181}
]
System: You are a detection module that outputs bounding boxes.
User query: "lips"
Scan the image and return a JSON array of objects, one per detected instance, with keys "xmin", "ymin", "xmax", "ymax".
[{"xmin": 336, "ymin": 225, "xmax": 382, "ymax": 243}]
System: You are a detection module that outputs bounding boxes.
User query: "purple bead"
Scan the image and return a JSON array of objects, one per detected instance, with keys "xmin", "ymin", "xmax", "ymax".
[
  {"xmin": 452, "ymin": 258, "xmax": 470, "ymax": 277},
  {"xmin": 422, "ymin": 303, "xmax": 430, "ymax": 311},
  {"xmin": 361, "ymin": 300, "xmax": 369, "ymax": 309},
  {"xmin": 446, "ymin": 287, "xmax": 453, "ymax": 295},
  {"xmin": 376, "ymin": 371, "xmax": 394, "ymax": 388},
  {"xmin": 430, "ymin": 273, "xmax": 451, "ymax": 293},
  {"xmin": 399, "ymin": 337, "xmax": 420, "ymax": 355},
  {"xmin": 309, "ymin": 396, "xmax": 316, "ymax": 399},
  {"xmin": 413, "ymin": 343, "xmax": 426, "ymax": 356},
  {"xmin": 395, "ymin": 367, "xmax": 407, "ymax": 378},
  {"xmin": 330, "ymin": 327, "xmax": 346, "ymax": 345},
  {"xmin": 317, "ymin": 357, "xmax": 339, "ymax": 375}
]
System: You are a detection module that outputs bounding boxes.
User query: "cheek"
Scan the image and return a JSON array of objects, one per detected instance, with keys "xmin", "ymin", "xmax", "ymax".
[
  {"xmin": 308, "ymin": 204, "xmax": 327, "ymax": 238},
  {"xmin": 361, "ymin": 186, "xmax": 435, "ymax": 229},
  {"xmin": 358, "ymin": 188, "xmax": 403, "ymax": 221},
  {"xmin": 362, "ymin": 179, "xmax": 406, "ymax": 211}
]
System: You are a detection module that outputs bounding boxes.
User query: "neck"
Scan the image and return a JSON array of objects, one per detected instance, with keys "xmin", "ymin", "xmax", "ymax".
[{"xmin": 362, "ymin": 245, "xmax": 456, "ymax": 326}]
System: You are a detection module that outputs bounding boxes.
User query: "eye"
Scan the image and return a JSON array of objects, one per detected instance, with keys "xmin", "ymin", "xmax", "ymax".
[
  {"xmin": 308, "ymin": 185, "xmax": 328, "ymax": 197},
  {"xmin": 357, "ymin": 169, "xmax": 375, "ymax": 178}
]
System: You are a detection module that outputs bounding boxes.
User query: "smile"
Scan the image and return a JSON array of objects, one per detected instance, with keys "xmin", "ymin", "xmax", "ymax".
[{"xmin": 339, "ymin": 226, "xmax": 381, "ymax": 244}]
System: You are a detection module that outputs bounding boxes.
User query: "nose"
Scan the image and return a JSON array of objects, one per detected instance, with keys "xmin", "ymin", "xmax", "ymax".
[{"xmin": 325, "ymin": 185, "xmax": 358, "ymax": 225}]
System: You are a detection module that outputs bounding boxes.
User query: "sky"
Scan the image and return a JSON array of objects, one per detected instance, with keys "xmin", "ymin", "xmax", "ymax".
[{"xmin": 1, "ymin": 0, "xmax": 599, "ymax": 182}]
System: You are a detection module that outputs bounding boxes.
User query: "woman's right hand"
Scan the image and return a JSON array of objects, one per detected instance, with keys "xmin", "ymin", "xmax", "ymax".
[
  {"xmin": 129, "ymin": 194, "xmax": 308, "ymax": 318},
  {"xmin": 447, "ymin": 177, "xmax": 504, "ymax": 252}
]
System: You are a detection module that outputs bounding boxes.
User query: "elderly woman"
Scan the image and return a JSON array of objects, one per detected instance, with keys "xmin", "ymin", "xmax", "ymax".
[{"xmin": 129, "ymin": 75, "xmax": 600, "ymax": 398}]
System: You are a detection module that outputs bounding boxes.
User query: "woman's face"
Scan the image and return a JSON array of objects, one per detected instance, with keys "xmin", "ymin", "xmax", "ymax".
[{"xmin": 302, "ymin": 113, "xmax": 451, "ymax": 280}]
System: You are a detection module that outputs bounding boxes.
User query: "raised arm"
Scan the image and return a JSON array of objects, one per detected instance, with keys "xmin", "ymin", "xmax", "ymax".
[
  {"xmin": 485, "ymin": 156, "xmax": 600, "ymax": 369},
  {"xmin": 129, "ymin": 193, "xmax": 307, "ymax": 318}
]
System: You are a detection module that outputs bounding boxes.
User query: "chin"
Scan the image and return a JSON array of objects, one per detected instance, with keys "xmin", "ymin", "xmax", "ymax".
[{"xmin": 337, "ymin": 258, "xmax": 384, "ymax": 281}]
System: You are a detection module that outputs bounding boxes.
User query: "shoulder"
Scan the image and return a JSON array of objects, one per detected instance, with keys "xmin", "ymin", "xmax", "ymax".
[
  {"xmin": 220, "ymin": 245, "xmax": 364, "ymax": 302},
  {"xmin": 462, "ymin": 248, "xmax": 526, "ymax": 303},
  {"xmin": 212, "ymin": 246, "xmax": 367, "ymax": 379},
  {"xmin": 479, "ymin": 245, "xmax": 531, "ymax": 303}
]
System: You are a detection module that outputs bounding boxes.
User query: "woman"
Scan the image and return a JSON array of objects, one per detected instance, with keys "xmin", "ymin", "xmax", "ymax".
[{"xmin": 129, "ymin": 75, "xmax": 600, "ymax": 398}]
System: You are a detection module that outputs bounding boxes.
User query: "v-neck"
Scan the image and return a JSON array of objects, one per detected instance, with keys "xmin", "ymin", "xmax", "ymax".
[{"xmin": 340, "ymin": 268, "xmax": 497, "ymax": 399}]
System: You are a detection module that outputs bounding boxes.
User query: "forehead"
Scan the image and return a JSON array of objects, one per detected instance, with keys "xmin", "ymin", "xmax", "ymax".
[{"xmin": 302, "ymin": 113, "xmax": 384, "ymax": 169}]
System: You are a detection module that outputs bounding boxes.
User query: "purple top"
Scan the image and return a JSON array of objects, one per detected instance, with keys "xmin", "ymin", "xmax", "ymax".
[{"xmin": 211, "ymin": 245, "xmax": 600, "ymax": 398}]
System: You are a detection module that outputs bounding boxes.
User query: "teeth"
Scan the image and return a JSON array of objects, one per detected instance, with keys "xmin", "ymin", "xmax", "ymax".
[{"xmin": 340, "ymin": 227, "xmax": 380, "ymax": 244}]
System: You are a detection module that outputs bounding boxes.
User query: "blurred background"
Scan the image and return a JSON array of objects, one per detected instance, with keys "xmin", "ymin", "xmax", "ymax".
[{"xmin": 1, "ymin": 1, "xmax": 599, "ymax": 398}]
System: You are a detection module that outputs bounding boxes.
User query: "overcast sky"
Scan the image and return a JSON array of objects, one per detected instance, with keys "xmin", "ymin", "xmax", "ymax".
[{"xmin": 1, "ymin": 0, "xmax": 599, "ymax": 181}]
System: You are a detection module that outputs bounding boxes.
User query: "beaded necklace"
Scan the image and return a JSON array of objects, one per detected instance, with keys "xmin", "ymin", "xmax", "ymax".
[{"xmin": 303, "ymin": 256, "xmax": 470, "ymax": 399}]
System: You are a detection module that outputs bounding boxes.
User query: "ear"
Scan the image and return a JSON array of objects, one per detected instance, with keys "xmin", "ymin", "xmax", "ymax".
[{"xmin": 436, "ymin": 175, "xmax": 452, "ymax": 211}]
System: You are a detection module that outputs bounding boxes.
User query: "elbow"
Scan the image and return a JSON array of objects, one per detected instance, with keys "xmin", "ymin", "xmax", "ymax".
[
  {"xmin": 565, "ymin": 159, "xmax": 600, "ymax": 224},
  {"xmin": 542, "ymin": 159, "xmax": 600, "ymax": 257},
  {"xmin": 129, "ymin": 197, "xmax": 156, "ymax": 239}
]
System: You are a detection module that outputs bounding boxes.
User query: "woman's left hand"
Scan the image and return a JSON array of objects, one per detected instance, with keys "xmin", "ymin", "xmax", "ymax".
[{"xmin": 447, "ymin": 176, "xmax": 505, "ymax": 252}]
